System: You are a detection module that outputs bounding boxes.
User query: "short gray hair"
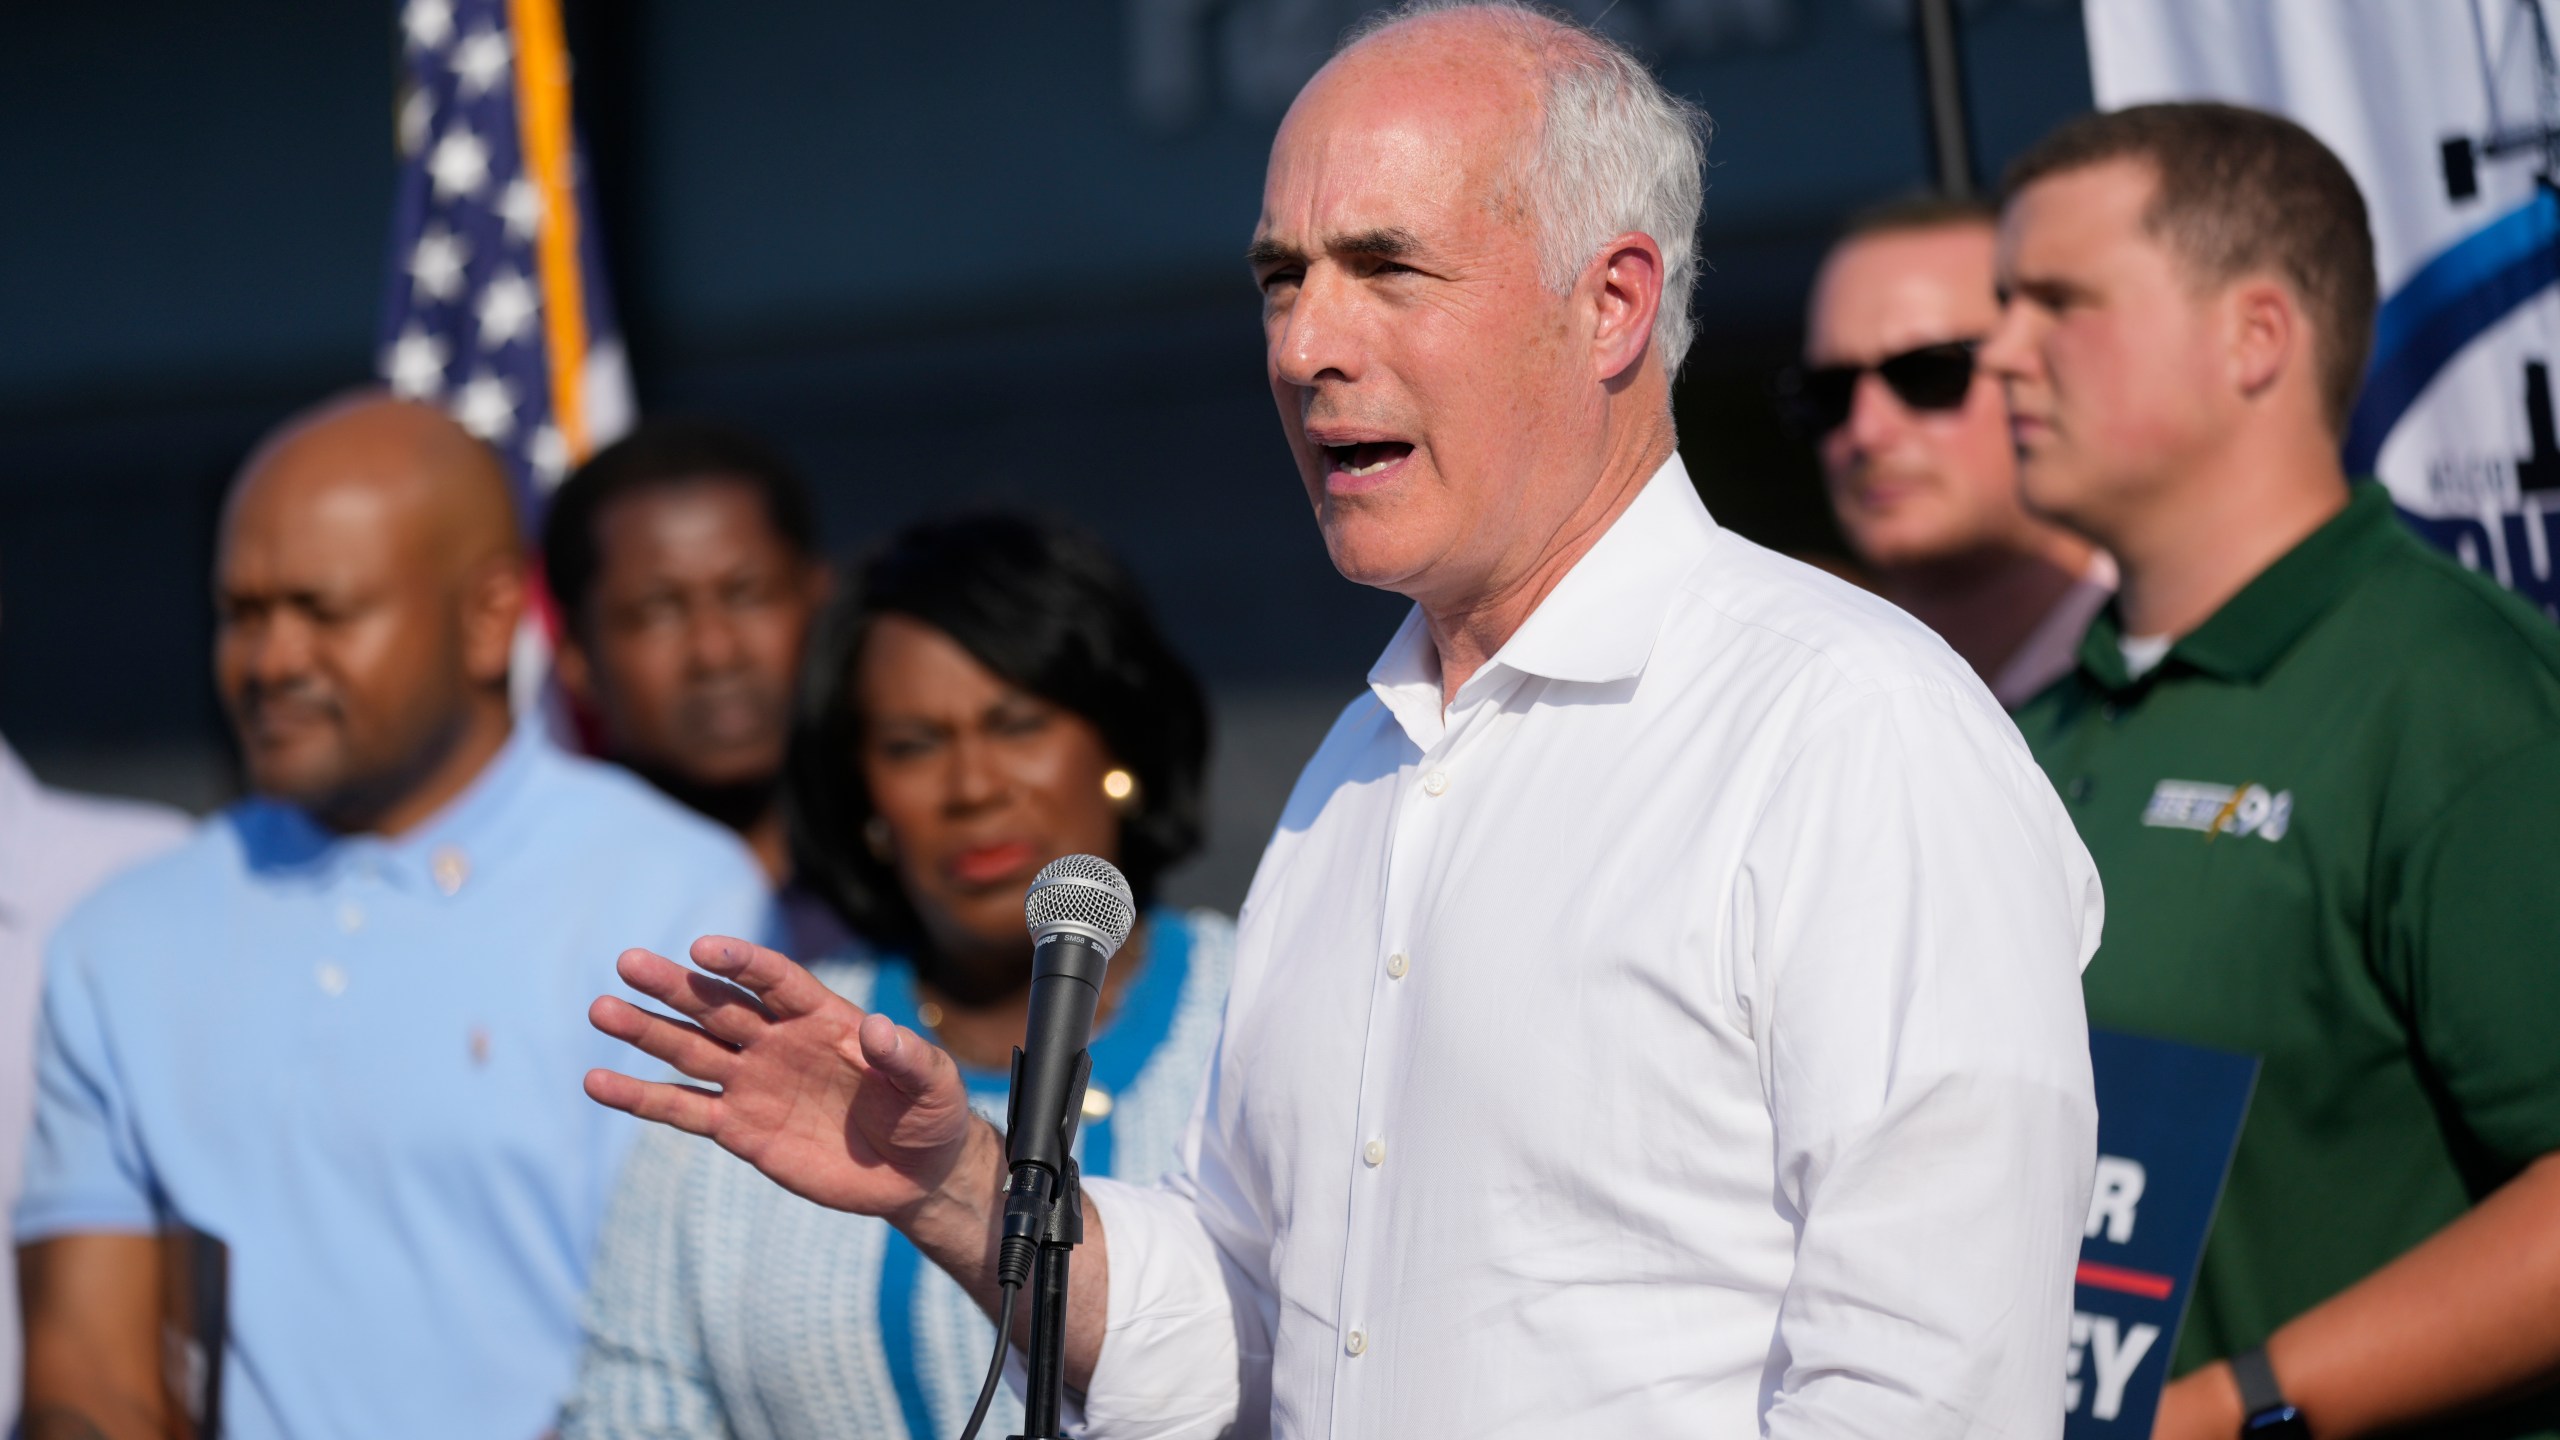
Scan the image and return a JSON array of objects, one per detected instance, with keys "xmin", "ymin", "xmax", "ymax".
[{"xmin": 1341, "ymin": 1, "xmax": 1713, "ymax": 372}]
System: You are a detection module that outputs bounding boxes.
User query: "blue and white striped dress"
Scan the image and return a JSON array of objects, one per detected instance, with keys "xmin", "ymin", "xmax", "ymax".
[{"xmin": 559, "ymin": 907, "xmax": 1234, "ymax": 1440}]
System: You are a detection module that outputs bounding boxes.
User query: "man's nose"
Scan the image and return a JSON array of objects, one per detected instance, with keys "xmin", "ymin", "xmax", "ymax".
[
  {"xmin": 1979, "ymin": 302, "xmax": 2037, "ymax": 383},
  {"xmin": 684, "ymin": 606, "xmax": 746, "ymax": 673},
  {"xmin": 1840, "ymin": 372, "xmax": 1912, "ymax": 454},
  {"xmin": 1271, "ymin": 271, "xmax": 1362, "ymax": 389},
  {"xmin": 237, "ymin": 613, "xmax": 317, "ymax": 686}
]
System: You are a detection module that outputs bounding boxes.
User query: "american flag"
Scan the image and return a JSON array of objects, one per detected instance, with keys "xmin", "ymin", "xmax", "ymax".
[{"xmin": 377, "ymin": 0, "xmax": 632, "ymax": 509}]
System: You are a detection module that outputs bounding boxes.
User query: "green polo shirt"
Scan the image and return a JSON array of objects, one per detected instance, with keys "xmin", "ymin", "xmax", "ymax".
[{"xmin": 2017, "ymin": 484, "xmax": 2560, "ymax": 1433}]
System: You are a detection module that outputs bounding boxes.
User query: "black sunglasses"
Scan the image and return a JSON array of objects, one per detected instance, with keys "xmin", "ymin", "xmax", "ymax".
[{"xmin": 1776, "ymin": 338, "xmax": 1984, "ymax": 439}]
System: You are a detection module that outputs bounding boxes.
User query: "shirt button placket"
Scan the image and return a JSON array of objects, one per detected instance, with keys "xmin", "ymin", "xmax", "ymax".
[{"xmin": 1337, "ymin": 750, "xmax": 1454, "ymax": 1415}]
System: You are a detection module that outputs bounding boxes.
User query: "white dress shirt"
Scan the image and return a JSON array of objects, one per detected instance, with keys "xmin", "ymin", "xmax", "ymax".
[
  {"xmin": 1075, "ymin": 456, "xmax": 2103, "ymax": 1439},
  {"xmin": 0, "ymin": 737, "xmax": 190, "ymax": 1420}
]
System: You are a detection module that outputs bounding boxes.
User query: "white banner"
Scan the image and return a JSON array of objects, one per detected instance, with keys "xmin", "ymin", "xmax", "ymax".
[{"xmin": 2085, "ymin": 0, "xmax": 2560, "ymax": 620}]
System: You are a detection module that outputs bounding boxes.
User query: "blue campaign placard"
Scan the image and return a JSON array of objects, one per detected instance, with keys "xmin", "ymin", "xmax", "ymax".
[{"xmin": 2064, "ymin": 1028, "xmax": 2258, "ymax": 1437}]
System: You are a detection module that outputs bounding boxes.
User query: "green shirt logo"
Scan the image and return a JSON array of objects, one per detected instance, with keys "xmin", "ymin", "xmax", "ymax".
[{"xmin": 2139, "ymin": 780, "xmax": 2293, "ymax": 842}]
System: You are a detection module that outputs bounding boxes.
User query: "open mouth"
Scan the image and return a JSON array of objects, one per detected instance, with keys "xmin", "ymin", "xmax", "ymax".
[{"xmin": 1321, "ymin": 440, "xmax": 1414, "ymax": 479}]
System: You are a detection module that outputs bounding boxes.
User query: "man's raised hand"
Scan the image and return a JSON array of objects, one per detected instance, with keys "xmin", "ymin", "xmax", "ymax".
[{"xmin": 585, "ymin": 935, "xmax": 992, "ymax": 1225}]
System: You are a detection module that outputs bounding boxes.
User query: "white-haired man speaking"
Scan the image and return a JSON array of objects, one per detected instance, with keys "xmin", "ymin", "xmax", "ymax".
[{"xmin": 585, "ymin": 5, "xmax": 2104, "ymax": 1434}]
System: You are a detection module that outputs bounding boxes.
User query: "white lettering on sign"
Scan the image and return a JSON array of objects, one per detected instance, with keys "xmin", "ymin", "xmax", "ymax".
[
  {"xmin": 2085, "ymin": 1154, "xmax": 2146, "ymax": 1244},
  {"xmin": 2065, "ymin": 1312, "xmax": 2161, "ymax": 1422}
]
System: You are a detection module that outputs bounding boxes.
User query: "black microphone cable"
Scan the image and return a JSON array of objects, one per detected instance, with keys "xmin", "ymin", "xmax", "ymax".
[
  {"xmin": 959, "ymin": 1224, "xmax": 1042, "ymax": 1439},
  {"xmin": 958, "ymin": 1279, "xmax": 1019, "ymax": 1440}
]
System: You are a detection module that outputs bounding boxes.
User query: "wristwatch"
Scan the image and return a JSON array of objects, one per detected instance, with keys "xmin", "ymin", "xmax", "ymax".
[{"xmin": 2232, "ymin": 1345, "xmax": 2311, "ymax": 1437}]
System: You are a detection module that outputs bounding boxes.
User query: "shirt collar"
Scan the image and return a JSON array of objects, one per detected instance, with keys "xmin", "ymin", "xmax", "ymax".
[
  {"xmin": 234, "ymin": 723, "xmax": 550, "ymax": 895},
  {"xmin": 1367, "ymin": 453, "xmax": 1718, "ymax": 747},
  {"xmin": 2076, "ymin": 481, "xmax": 2399, "ymax": 695}
]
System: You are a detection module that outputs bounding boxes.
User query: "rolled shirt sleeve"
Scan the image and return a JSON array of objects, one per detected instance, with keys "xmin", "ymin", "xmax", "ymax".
[
  {"xmin": 1062, "ymin": 1023, "xmax": 1274, "ymax": 1440},
  {"xmin": 1743, "ymin": 682, "xmax": 2101, "ymax": 1439}
]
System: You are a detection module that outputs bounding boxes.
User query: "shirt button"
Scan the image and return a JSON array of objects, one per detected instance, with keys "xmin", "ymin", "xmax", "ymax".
[
  {"xmin": 315, "ymin": 962, "xmax": 348, "ymax": 996},
  {"xmin": 431, "ymin": 846, "xmax": 471, "ymax": 896},
  {"xmin": 2067, "ymin": 775, "xmax": 2093, "ymax": 804},
  {"xmin": 1081, "ymin": 1085, "xmax": 1115, "ymax": 1122},
  {"xmin": 337, "ymin": 903, "xmax": 365, "ymax": 934},
  {"xmin": 1421, "ymin": 769, "xmax": 1449, "ymax": 797},
  {"xmin": 1345, "ymin": 1328, "xmax": 1368, "ymax": 1356},
  {"xmin": 2100, "ymin": 702, "xmax": 2123, "ymax": 723},
  {"xmin": 1385, "ymin": 950, "xmax": 1409, "ymax": 979},
  {"xmin": 1363, "ymin": 1138, "xmax": 1386, "ymax": 1168}
]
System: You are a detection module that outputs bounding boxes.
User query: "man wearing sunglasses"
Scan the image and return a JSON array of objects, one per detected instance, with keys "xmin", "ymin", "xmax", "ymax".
[{"xmin": 1793, "ymin": 196, "xmax": 2112, "ymax": 708}]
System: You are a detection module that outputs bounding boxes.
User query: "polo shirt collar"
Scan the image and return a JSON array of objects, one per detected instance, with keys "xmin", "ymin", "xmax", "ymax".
[
  {"xmin": 237, "ymin": 723, "xmax": 548, "ymax": 897},
  {"xmin": 1369, "ymin": 453, "xmax": 1717, "ymax": 748},
  {"xmin": 2078, "ymin": 482, "xmax": 2399, "ymax": 695}
]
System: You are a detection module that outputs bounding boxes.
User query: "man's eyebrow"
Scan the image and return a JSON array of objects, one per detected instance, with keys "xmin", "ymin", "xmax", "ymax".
[
  {"xmin": 1244, "ymin": 227, "xmax": 1425, "ymax": 269},
  {"xmin": 2005, "ymin": 271, "xmax": 2093, "ymax": 306},
  {"xmin": 1246, "ymin": 236, "xmax": 1304, "ymax": 269},
  {"xmin": 1332, "ymin": 226, "xmax": 1421, "ymax": 260}
]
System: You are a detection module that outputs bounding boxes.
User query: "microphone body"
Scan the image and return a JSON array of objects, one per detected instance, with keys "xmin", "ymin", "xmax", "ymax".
[
  {"xmin": 997, "ymin": 856, "xmax": 1136, "ymax": 1287},
  {"xmin": 1005, "ymin": 929, "xmax": 1109, "ymax": 1180}
]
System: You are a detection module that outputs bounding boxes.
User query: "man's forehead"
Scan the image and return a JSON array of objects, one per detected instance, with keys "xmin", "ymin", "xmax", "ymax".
[
  {"xmin": 1258, "ymin": 37, "xmax": 1535, "ymax": 238},
  {"xmin": 1829, "ymin": 226, "xmax": 1995, "ymax": 297},
  {"xmin": 220, "ymin": 467, "xmax": 421, "ymax": 590},
  {"xmin": 1998, "ymin": 159, "xmax": 2155, "ymax": 267}
]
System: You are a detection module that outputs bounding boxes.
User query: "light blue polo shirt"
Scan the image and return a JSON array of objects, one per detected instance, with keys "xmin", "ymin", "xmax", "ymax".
[{"xmin": 18, "ymin": 728, "xmax": 770, "ymax": 1440}]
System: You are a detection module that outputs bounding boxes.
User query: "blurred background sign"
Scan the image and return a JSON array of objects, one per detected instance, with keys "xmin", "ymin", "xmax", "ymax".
[{"xmin": 2089, "ymin": 0, "xmax": 2560, "ymax": 621}]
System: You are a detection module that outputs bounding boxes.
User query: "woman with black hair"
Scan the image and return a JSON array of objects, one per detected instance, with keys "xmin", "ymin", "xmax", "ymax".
[{"xmin": 561, "ymin": 515, "xmax": 1230, "ymax": 1440}]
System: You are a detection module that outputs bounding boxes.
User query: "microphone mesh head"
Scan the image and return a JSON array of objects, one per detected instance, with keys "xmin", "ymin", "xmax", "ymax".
[{"xmin": 1024, "ymin": 854, "xmax": 1137, "ymax": 956}]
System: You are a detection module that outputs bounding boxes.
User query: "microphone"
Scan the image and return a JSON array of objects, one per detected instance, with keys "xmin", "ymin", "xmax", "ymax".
[{"xmin": 996, "ymin": 855, "xmax": 1135, "ymax": 1287}]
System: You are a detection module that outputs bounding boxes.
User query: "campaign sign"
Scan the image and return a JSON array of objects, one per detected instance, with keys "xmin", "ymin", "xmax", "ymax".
[{"xmin": 2064, "ymin": 1028, "xmax": 2258, "ymax": 1437}]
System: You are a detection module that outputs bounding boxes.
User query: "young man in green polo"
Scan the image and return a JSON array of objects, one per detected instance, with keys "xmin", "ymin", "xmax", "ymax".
[{"xmin": 1990, "ymin": 103, "xmax": 2560, "ymax": 1440}]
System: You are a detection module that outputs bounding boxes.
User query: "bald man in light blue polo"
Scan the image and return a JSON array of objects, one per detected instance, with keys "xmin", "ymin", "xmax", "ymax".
[{"xmin": 15, "ymin": 395, "xmax": 769, "ymax": 1439}]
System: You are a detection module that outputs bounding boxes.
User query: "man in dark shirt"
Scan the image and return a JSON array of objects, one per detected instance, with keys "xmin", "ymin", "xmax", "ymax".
[
  {"xmin": 544, "ymin": 421, "xmax": 838, "ymax": 951},
  {"xmin": 1993, "ymin": 103, "xmax": 2560, "ymax": 1439}
]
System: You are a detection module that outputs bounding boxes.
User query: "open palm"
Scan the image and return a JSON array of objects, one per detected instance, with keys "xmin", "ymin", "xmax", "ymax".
[{"xmin": 585, "ymin": 935, "xmax": 984, "ymax": 1221}]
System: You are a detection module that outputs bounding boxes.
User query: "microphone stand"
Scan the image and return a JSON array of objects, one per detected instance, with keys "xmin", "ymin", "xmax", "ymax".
[
  {"xmin": 1019, "ymin": 1158, "xmax": 1082, "ymax": 1440},
  {"xmin": 1004, "ymin": 1050, "xmax": 1092, "ymax": 1440}
]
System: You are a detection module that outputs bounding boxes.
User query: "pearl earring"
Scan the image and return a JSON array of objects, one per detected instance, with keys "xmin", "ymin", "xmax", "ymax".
[{"xmin": 1101, "ymin": 769, "xmax": 1139, "ymax": 809}]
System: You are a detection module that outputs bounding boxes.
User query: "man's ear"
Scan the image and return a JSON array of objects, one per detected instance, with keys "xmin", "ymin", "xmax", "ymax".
[
  {"xmin": 461, "ymin": 555, "xmax": 527, "ymax": 689},
  {"xmin": 551, "ymin": 625, "xmax": 595, "ymax": 708},
  {"xmin": 2225, "ymin": 276, "xmax": 2298, "ymax": 405},
  {"xmin": 1589, "ymin": 231, "xmax": 1666, "ymax": 384}
]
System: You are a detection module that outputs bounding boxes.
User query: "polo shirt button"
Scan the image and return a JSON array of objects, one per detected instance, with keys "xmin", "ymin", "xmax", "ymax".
[
  {"xmin": 337, "ymin": 903, "xmax": 365, "ymax": 934},
  {"xmin": 1421, "ymin": 770, "xmax": 1449, "ymax": 797},
  {"xmin": 432, "ymin": 846, "xmax": 470, "ymax": 896},
  {"xmin": 2100, "ymin": 702, "xmax": 2123, "ymax": 723},
  {"xmin": 315, "ymin": 962, "xmax": 348, "ymax": 996},
  {"xmin": 1345, "ymin": 1328, "xmax": 1368, "ymax": 1356},
  {"xmin": 1385, "ymin": 950, "xmax": 1409, "ymax": 979},
  {"xmin": 1081, "ymin": 1085, "xmax": 1114, "ymax": 1122},
  {"xmin": 2067, "ymin": 776, "xmax": 2093, "ymax": 804}
]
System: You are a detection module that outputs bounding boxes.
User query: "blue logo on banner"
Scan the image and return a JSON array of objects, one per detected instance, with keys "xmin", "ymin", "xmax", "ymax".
[
  {"xmin": 2346, "ymin": 186, "xmax": 2560, "ymax": 619},
  {"xmin": 2064, "ymin": 1029, "xmax": 2258, "ymax": 1437}
]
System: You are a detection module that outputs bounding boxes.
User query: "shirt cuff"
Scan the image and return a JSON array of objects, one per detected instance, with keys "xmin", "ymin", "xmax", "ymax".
[
  {"xmin": 1027, "ymin": 1176, "xmax": 1258, "ymax": 1440},
  {"xmin": 15, "ymin": 1190, "xmax": 156, "ymax": 1245}
]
